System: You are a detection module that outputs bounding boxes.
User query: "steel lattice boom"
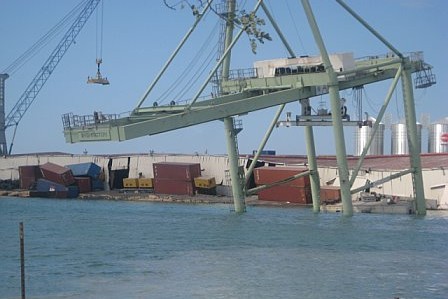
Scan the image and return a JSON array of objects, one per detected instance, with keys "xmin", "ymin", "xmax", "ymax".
[{"xmin": 0, "ymin": 0, "xmax": 101, "ymax": 155}]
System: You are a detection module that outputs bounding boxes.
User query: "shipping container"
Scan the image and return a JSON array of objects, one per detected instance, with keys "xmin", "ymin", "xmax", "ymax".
[
  {"xmin": 197, "ymin": 186, "xmax": 217, "ymax": 195},
  {"xmin": 39, "ymin": 162, "xmax": 75, "ymax": 186},
  {"xmin": 66, "ymin": 162, "xmax": 101, "ymax": 178},
  {"xmin": 257, "ymin": 185, "xmax": 312, "ymax": 204},
  {"xmin": 28, "ymin": 190, "xmax": 50, "ymax": 198},
  {"xmin": 123, "ymin": 178, "xmax": 139, "ymax": 188},
  {"xmin": 194, "ymin": 176, "xmax": 216, "ymax": 189},
  {"xmin": 138, "ymin": 178, "xmax": 153, "ymax": 189},
  {"xmin": 74, "ymin": 177, "xmax": 92, "ymax": 193},
  {"xmin": 19, "ymin": 165, "xmax": 41, "ymax": 189},
  {"xmin": 320, "ymin": 186, "xmax": 341, "ymax": 204},
  {"xmin": 153, "ymin": 162, "xmax": 201, "ymax": 181},
  {"xmin": 110, "ymin": 169, "xmax": 129, "ymax": 189},
  {"xmin": 254, "ymin": 166, "xmax": 310, "ymax": 188},
  {"xmin": 67, "ymin": 185, "xmax": 80, "ymax": 198},
  {"xmin": 154, "ymin": 178, "xmax": 195, "ymax": 196},
  {"xmin": 92, "ymin": 178, "xmax": 105, "ymax": 191},
  {"xmin": 29, "ymin": 190, "xmax": 69, "ymax": 199},
  {"xmin": 36, "ymin": 178, "xmax": 68, "ymax": 192}
]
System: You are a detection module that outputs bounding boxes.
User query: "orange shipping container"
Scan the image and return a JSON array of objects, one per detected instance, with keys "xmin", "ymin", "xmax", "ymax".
[
  {"xmin": 254, "ymin": 166, "xmax": 310, "ymax": 188},
  {"xmin": 258, "ymin": 185, "xmax": 312, "ymax": 204},
  {"xmin": 320, "ymin": 186, "xmax": 341, "ymax": 204},
  {"xmin": 154, "ymin": 178, "xmax": 195, "ymax": 196},
  {"xmin": 153, "ymin": 162, "xmax": 201, "ymax": 181}
]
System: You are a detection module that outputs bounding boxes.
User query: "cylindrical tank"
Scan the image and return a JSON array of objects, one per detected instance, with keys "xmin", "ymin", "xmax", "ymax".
[
  {"xmin": 391, "ymin": 122, "xmax": 422, "ymax": 155},
  {"xmin": 428, "ymin": 118, "xmax": 448, "ymax": 153},
  {"xmin": 354, "ymin": 118, "xmax": 385, "ymax": 156}
]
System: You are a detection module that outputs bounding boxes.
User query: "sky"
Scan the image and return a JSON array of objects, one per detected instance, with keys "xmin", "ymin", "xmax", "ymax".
[{"xmin": 1, "ymin": 0, "xmax": 447, "ymax": 156}]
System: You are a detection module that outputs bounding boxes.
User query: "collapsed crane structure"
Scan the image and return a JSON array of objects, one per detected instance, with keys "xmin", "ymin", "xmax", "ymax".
[
  {"xmin": 62, "ymin": 0, "xmax": 435, "ymax": 216},
  {"xmin": 0, "ymin": 0, "xmax": 101, "ymax": 155}
]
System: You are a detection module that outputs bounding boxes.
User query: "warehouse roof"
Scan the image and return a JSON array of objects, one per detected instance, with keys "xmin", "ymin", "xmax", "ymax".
[{"xmin": 249, "ymin": 153, "xmax": 448, "ymax": 171}]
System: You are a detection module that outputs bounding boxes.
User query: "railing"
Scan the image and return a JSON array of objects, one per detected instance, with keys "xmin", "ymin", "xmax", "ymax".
[
  {"xmin": 355, "ymin": 51, "xmax": 424, "ymax": 63},
  {"xmin": 227, "ymin": 68, "xmax": 258, "ymax": 80},
  {"xmin": 62, "ymin": 112, "xmax": 127, "ymax": 129}
]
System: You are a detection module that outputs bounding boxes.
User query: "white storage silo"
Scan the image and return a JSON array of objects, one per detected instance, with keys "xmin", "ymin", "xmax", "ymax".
[
  {"xmin": 391, "ymin": 122, "xmax": 422, "ymax": 155},
  {"xmin": 354, "ymin": 118, "xmax": 385, "ymax": 156},
  {"xmin": 428, "ymin": 118, "xmax": 448, "ymax": 153}
]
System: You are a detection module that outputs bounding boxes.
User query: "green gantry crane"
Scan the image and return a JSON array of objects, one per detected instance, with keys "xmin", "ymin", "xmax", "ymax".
[{"xmin": 62, "ymin": 0, "xmax": 436, "ymax": 215}]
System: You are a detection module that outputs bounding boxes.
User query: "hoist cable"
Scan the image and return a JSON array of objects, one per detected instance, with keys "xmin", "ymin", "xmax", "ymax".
[
  {"xmin": 174, "ymin": 41, "xmax": 218, "ymax": 102},
  {"xmin": 156, "ymin": 17, "xmax": 219, "ymax": 104}
]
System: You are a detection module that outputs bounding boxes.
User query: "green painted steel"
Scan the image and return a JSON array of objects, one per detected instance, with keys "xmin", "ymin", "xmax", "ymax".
[
  {"xmin": 63, "ymin": 58, "xmax": 423, "ymax": 143},
  {"xmin": 245, "ymin": 104, "xmax": 285, "ymax": 186},
  {"xmin": 221, "ymin": 0, "xmax": 246, "ymax": 213},
  {"xmin": 301, "ymin": 0, "xmax": 353, "ymax": 216},
  {"xmin": 401, "ymin": 63, "xmax": 426, "ymax": 215},
  {"xmin": 224, "ymin": 117, "xmax": 246, "ymax": 213},
  {"xmin": 349, "ymin": 65, "xmax": 402, "ymax": 187},
  {"xmin": 304, "ymin": 125, "xmax": 320, "ymax": 213}
]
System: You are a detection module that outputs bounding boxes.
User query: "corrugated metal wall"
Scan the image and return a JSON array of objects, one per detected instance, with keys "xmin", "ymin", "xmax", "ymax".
[{"xmin": 1, "ymin": 154, "xmax": 447, "ymax": 206}]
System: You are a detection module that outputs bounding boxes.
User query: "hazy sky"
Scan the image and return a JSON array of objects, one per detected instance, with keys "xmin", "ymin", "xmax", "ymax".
[{"xmin": 1, "ymin": 0, "xmax": 446, "ymax": 156}]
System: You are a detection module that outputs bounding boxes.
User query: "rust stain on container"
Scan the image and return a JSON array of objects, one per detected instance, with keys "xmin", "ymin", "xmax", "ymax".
[
  {"xmin": 74, "ymin": 177, "xmax": 92, "ymax": 193},
  {"xmin": 39, "ymin": 162, "xmax": 75, "ymax": 186},
  {"xmin": 154, "ymin": 178, "xmax": 195, "ymax": 196},
  {"xmin": 153, "ymin": 162, "xmax": 201, "ymax": 181},
  {"xmin": 254, "ymin": 166, "xmax": 310, "ymax": 187},
  {"xmin": 19, "ymin": 165, "xmax": 42, "ymax": 189},
  {"xmin": 320, "ymin": 186, "xmax": 341, "ymax": 204},
  {"xmin": 258, "ymin": 185, "xmax": 312, "ymax": 204}
]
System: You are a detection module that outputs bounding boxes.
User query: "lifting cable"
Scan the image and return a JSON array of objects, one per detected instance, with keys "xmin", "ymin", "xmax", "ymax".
[
  {"xmin": 155, "ymin": 17, "xmax": 219, "ymax": 105},
  {"xmin": 95, "ymin": 0, "xmax": 104, "ymax": 63},
  {"xmin": 87, "ymin": 0, "xmax": 109, "ymax": 84},
  {"xmin": 173, "ymin": 40, "xmax": 218, "ymax": 102},
  {"xmin": 2, "ymin": 0, "xmax": 86, "ymax": 75},
  {"xmin": 362, "ymin": 88, "xmax": 379, "ymax": 116},
  {"xmin": 352, "ymin": 86, "xmax": 363, "ymax": 122},
  {"xmin": 284, "ymin": 0, "xmax": 307, "ymax": 55}
]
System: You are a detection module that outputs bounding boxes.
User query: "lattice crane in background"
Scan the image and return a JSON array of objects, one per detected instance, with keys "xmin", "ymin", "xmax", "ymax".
[{"xmin": 0, "ymin": 0, "xmax": 101, "ymax": 155}]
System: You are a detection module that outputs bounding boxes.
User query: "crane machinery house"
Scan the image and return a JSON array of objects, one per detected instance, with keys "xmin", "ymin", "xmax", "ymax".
[{"xmin": 254, "ymin": 52, "xmax": 356, "ymax": 78}]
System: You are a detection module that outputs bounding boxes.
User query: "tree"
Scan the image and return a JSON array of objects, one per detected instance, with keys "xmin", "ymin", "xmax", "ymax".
[{"xmin": 163, "ymin": 0, "xmax": 271, "ymax": 53}]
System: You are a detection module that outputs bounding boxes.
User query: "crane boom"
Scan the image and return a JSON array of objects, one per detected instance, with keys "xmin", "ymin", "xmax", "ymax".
[{"xmin": 0, "ymin": 0, "xmax": 101, "ymax": 155}]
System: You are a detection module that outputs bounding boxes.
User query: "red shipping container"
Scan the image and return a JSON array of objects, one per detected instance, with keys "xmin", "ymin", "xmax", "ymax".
[
  {"xmin": 19, "ymin": 165, "xmax": 42, "ymax": 189},
  {"xmin": 153, "ymin": 162, "xmax": 201, "ymax": 181},
  {"xmin": 254, "ymin": 166, "xmax": 310, "ymax": 188},
  {"xmin": 154, "ymin": 178, "xmax": 195, "ymax": 196},
  {"xmin": 74, "ymin": 177, "xmax": 92, "ymax": 193},
  {"xmin": 320, "ymin": 186, "xmax": 341, "ymax": 204},
  {"xmin": 39, "ymin": 162, "xmax": 75, "ymax": 186},
  {"xmin": 258, "ymin": 185, "xmax": 312, "ymax": 204}
]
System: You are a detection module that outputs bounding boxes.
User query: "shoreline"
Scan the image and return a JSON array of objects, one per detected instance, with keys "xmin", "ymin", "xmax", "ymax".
[
  {"xmin": 1, "ymin": 189, "xmax": 426, "ymax": 215},
  {"xmin": 0, "ymin": 189, "xmax": 313, "ymax": 209}
]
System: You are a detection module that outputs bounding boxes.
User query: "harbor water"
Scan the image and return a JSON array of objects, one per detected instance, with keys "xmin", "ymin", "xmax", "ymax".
[{"xmin": 1, "ymin": 197, "xmax": 447, "ymax": 299}]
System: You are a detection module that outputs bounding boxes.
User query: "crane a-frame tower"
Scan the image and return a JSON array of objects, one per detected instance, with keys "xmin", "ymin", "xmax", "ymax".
[{"xmin": 62, "ymin": 0, "xmax": 436, "ymax": 216}]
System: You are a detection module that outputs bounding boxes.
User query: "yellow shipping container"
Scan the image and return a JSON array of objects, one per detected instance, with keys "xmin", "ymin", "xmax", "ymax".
[
  {"xmin": 123, "ymin": 178, "xmax": 139, "ymax": 188},
  {"xmin": 138, "ymin": 178, "xmax": 154, "ymax": 189},
  {"xmin": 194, "ymin": 176, "xmax": 216, "ymax": 189}
]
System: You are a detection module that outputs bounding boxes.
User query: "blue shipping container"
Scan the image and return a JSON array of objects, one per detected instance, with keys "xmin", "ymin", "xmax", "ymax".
[
  {"xmin": 36, "ymin": 179, "xmax": 68, "ymax": 192},
  {"xmin": 92, "ymin": 178, "xmax": 105, "ymax": 191},
  {"xmin": 67, "ymin": 186, "xmax": 80, "ymax": 198},
  {"xmin": 66, "ymin": 162, "xmax": 101, "ymax": 178}
]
